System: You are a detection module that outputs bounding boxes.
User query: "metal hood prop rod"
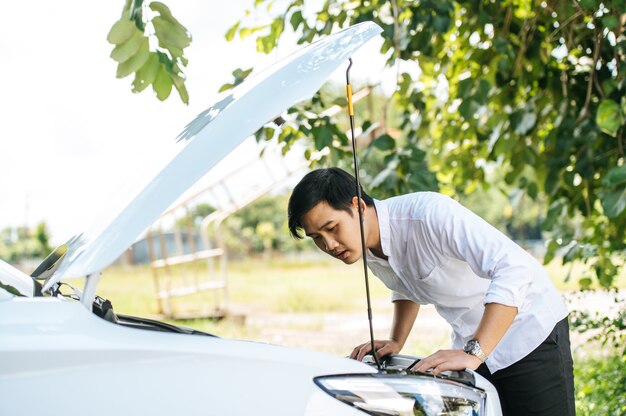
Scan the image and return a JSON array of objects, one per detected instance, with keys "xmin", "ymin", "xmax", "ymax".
[{"xmin": 346, "ymin": 58, "xmax": 381, "ymax": 370}]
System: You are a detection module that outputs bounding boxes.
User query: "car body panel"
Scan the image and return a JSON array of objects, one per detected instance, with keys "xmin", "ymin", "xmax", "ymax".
[
  {"xmin": 0, "ymin": 298, "xmax": 374, "ymax": 415},
  {"xmin": 42, "ymin": 21, "xmax": 383, "ymax": 290},
  {"xmin": 0, "ymin": 259, "xmax": 33, "ymax": 298}
]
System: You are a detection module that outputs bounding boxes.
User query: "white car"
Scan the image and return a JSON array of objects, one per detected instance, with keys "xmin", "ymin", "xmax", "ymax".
[{"xmin": 0, "ymin": 22, "xmax": 502, "ymax": 416}]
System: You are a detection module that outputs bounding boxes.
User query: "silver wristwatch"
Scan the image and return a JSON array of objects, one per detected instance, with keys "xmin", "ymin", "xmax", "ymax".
[{"xmin": 463, "ymin": 339, "xmax": 488, "ymax": 362}]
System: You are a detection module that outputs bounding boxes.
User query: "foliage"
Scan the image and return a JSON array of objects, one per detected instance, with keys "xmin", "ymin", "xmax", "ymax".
[
  {"xmin": 0, "ymin": 222, "xmax": 52, "ymax": 262},
  {"xmin": 108, "ymin": 0, "xmax": 191, "ymax": 103},
  {"xmin": 570, "ymin": 289, "xmax": 626, "ymax": 354},
  {"xmin": 217, "ymin": 194, "xmax": 297, "ymax": 256},
  {"xmin": 569, "ymin": 290, "xmax": 626, "ymax": 413},
  {"xmin": 575, "ymin": 352, "xmax": 626, "ymax": 415},
  {"xmin": 222, "ymin": 0, "xmax": 626, "ymax": 289},
  {"xmin": 462, "ymin": 169, "xmax": 545, "ymax": 242},
  {"xmin": 175, "ymin": 203, "xmax": 216, "ymax": 230}
]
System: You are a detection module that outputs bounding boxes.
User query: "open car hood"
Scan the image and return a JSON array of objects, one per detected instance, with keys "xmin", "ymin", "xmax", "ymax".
[{"xmin": 40, "ymin": 22, "xmax": 382, "ymax": 291}]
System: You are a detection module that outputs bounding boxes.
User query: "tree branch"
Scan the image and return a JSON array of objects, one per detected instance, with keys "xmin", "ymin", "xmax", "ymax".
[
  {"xmin": 390, "ymin": 0, "xmax": 401, "ymax": 79},
  {"xmin": 513, "ymin": 18, "xmax": 536, "ymax": 78},
  {"xmin": 547, "ymin": 10, "xmax": 583, "ymax": 42},
  {"xmin": 561, "ymin": 69, "xmax": 568, "ymax": 99},
  {"xmin": 579, "ymin": 28, "xmax": 602, "ymax": 121},
  {"xmin": 503, "ymin": 6, "xmax": 513, "ymax": 37},
  {"xmin": 618, "ymin": 126, "xmax": 625, "ymax": 160},
  {"xmin": 513, "ymin": 20, "xmax": 530, "ymax": 77}
]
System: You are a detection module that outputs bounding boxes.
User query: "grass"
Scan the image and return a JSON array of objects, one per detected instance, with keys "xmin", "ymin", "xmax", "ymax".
[{"xmin": 91, "ymin": 256, "xmax": 390, "ymax": 316}]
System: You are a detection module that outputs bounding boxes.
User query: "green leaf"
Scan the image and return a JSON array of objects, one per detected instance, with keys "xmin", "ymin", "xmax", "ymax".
[
  {"xmin": 459, "ymin": 98, "xmax": 479, "ymax": 120},
  {"xmin": 372, "ymin": 134, "xmax": 395, "ymax": 151},
  {"xmin": 233, "ymin": 67, "xmax": 253, "ymax": 83},
  {"xmin": 602, "ymin": 79, "xmax": 616, "ymax": 96},
  {"xmin": 110, "ymin": 29, "xmax": 145, "ymax": 63},
  {"xmin": 578, "ymin": 277, "xmax": 593, "ymax": 290},
  {"xmin": 129, "ymin": 0, "xmax": 144, "ymax": 21},
  {"xmin": 527, "ymin": 182, "xmax": 538, "ymax": 199},
  {"xmin": 601, "ymin": 188, "xmax": 626, "ymax": 218},
  {"xmin": 290, "ymin": 10, "xmax": 303, "ymax": 31},
  {"xmin": 432, "ymin": 15, "xmax": 450, "ymax": 33},
  {"xmin": 543, "ymin": 239, "xmax": 560, "ymax": 264},
  {"xmin": 579, "ymin": 0, "xmax": 597, "ymax": 9},
  {"xmin": 596, "ymin": 99, "xmax": 624, "ymax": 137},
  {"xmin": 511, "ymin": 110, "xmax": 537, "ymax": 135},
  {"xmin": 225, "ymin": 21, "xmax": 240, "ymax": 42},
  {"xmin": 164, "ymin": 45, "xmax": 185, "ymax": 60},
  {"xmin": 171, "ymin": 73, "xmax": 189, "ymax": 104},
  {"xmin": 239, "ymin": 25, "xmax": 267, "ymax": 40},
  {"xmin": 149, "ymin": 2, "xmax": 183, "ymax": 26},
  {"xmin": 153, "ymin": 66, "xmax": 173, "ymax": 101},
  {"xmin": 107, "ymin": 19, "xmax": 138, "ymax": 45},
  {"xmin": 603, "ymin": 165, "xmax": 626, "ymax": 188},
  {"xmin": 218, "ymin": 83, "xmax": 235, "ymax": 93},
  {"xmin": 257, "ymin": 35, "xmax": 275, "ymax": 54},
  {"xmin": 152, "ymin": 16, "xmax": 191, "ymax": 50},
  {"xmin": 456, "ymin": 77, "xmax": 473, "ymax": 99},
  {"xmin": 475, "ymin": 79, "xmax": 491, "ymax": 104},
  {"xmin": 312, "ymin": 125, "xmax": 332, "ymax": 150},
  {"xmin": 116, "ymin": 37, "xmax": 150, "ymax": 78},
  {"xmin": 543, "ymin": 199, "xmax": 565, "ymax": 230},
  {"xmin": 132, "ymin": 52, "xmax": 160, "ymax": 92},
  {"xmin": 602, "ymin": 15, "xmax": 619, "ymax": 30},
  {"xmin": 263, "ymin": 127, "xmax": 274, "ymax": 140},
  {"xmin": 563, "ymin": 244, "xmax": 581, "ymax": 263}
]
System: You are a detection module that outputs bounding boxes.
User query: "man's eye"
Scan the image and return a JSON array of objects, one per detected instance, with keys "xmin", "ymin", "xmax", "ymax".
[{"xmin": 328, "ymin": 225, "xmax": 337, "ymax": 232}]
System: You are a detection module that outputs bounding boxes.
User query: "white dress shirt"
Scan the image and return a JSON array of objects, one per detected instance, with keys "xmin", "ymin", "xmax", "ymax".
[{"xmin": 366, "ymin": 192, "xmax": 568, "ymax": 372}]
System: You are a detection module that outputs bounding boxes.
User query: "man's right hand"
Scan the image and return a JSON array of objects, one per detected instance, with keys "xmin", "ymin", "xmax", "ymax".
[{"xmin": 350, "ymin": 339, "xmax": 402, "ymax": 361}]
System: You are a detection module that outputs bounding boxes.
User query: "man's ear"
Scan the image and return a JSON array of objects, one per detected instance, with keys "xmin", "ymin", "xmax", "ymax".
[{"xmin": 351, "ymin": 196, "xmax": 366, "ymax": 213}]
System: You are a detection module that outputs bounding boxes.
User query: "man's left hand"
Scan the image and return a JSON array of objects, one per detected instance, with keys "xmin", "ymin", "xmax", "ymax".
[{"xmin": 411, "ymin": 349, "xmax": 482, "ymax": 375}]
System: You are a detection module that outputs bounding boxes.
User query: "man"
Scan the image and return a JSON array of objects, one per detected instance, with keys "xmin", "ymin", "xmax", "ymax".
[{"xmin": 288, "ymin": 167, "xmax": 575, "ymax": 416}]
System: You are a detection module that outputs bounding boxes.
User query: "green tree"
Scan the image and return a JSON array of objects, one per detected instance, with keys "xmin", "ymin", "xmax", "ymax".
[
  {"xmin": 107, "ymin": 0, "xmax": 191, "ymax": 103},
  {"xmin": 227, "ymin": 194, "xmax": 291, "ymax": 253},
  {"xmin": 256, "ymin": 221, "xmax": 277, "ymax": 258},
  {"xmin": 34, "ymin": 221, "xmax": 52, "ymax": 258},
  {"xmin": 0, "ymin": 222, "xmax": 53, "ymax": 262},
  {"xmin": 221, "ymin": 0, "xmax": 625, "ymax": 289}
]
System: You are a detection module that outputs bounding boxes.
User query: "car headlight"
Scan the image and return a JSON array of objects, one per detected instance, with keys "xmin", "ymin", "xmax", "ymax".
[{"xmin": 315, "ymin": 374, "xmax": 486, "ymax": 416}]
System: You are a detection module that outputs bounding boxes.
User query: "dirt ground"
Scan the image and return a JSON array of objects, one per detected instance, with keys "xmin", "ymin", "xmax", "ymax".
[
  {"xmin": 244, "ymin": 300, "xmax": 451, "ymax": 356},
  {"xmin": 241, "ymin": 289, "xmax": 625, "ymax": 357}
]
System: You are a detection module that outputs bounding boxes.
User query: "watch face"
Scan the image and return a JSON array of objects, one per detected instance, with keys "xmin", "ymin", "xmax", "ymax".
[
  {"xmin": 464, "ymin": 340, "xmax": 478, "ymax": 353},
  {"xmin": 464, "ymin": 339, "xmax": 486, "ymax": 362}
]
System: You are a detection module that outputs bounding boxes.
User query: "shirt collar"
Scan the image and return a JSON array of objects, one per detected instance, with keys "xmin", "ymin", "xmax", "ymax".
[{"xmin": 367, "ymin": 199, "xmax": 391, "ymax": 263}]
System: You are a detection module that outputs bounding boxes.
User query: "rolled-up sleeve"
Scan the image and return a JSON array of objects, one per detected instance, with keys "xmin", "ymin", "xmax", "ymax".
[
  {"xmin": 426, "ymin": 194, "xmax": 534, "ymax": 308},
  {"xmin": 391, "ymin": 290, "xmax": 410, "ymax": 302}
]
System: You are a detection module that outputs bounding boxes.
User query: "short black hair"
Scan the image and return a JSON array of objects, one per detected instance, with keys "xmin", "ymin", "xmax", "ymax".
[{"xmin": 288, "ymin": 167, "xmax": 374, "ymax": 239}]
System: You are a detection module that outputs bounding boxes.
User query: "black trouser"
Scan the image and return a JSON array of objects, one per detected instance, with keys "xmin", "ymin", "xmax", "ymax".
[{"xmin": 476, "ymin": 318, "xmax": 575, "ymax": 416}]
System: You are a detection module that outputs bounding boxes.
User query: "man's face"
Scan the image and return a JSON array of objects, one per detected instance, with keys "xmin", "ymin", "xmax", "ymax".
[{"xmin": 300, "ymin": 200, "xmax": 363, "ymax": 264}]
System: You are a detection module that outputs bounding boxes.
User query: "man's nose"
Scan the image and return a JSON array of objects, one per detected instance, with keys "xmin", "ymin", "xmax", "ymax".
[{"xmin": 326, "ymin": 238, "xmax": 339, "ymax": 251}]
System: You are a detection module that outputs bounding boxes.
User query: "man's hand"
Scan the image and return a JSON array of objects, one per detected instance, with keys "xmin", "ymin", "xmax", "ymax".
[
  {"xmin": 350, "ymin": 339, "xmax": 402, "ymax": 361},
  {"xmin": 411, "ymin": 349, "xmax": 482, "ymax": 375}
]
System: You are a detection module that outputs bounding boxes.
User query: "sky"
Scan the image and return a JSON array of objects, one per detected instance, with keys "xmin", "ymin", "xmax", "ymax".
[{"xmin": 0, "ymin": 1, "xmax": 388, "ymax": 245}]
